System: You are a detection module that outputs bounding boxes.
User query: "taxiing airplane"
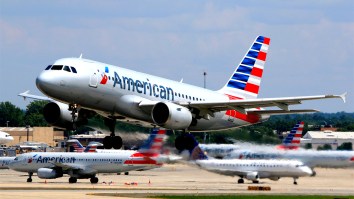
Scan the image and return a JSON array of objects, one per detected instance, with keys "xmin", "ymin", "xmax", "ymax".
[
  {"xmin": 19, "ymin": 36, "xmax": 346, "ymax": 150},
  {"xmin": 186, "ymin": 134, "xmax": 313, "ymax": 185},
  {"xmin": 0, "ymin": 131, "xmax": 14, "ymax": 145},
  {"xmin": 9, "ymin": 129, "xmax": 166, "ymax": 183}
]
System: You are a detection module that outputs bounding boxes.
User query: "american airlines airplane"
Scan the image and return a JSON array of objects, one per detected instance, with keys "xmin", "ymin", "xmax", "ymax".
[
  {"xmin": 0, "ymin": 131, "xmax": 14, "ymax": 145},
  {"xmin": 9, "ymin": 129, "xmax": 166, "ymax": 183},
  {"xmin": 0, "ymin": 156, "xmax": 15, "ymax": 169},
  {"xmin": 19, "ymin": 36, "xmax": 346, "ymax": 150},
  {"xmin": 186, "ymin": 135, "xmax": 313, "ymax": 185}
]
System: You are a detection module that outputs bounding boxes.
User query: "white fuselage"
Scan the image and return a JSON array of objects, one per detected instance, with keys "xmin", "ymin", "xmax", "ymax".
[
  {"xmin": 0, "ymin": 156, "xmax": 15, "ymax": 169},
  {"xmin": 0, "ymin": 131, "xmax": 14, "ymax": 145},
  {"xmin": 36, "ymin": 58, "xmax": 267, "ymax": 131},
  {"xmin": 196, "ymin": 159, "xmax": 313, "ymax": 179},
  {"xmin": 9, "ymin": 151, "xmax": 160, "ymax": 174},
  {"xmin": 228, "ymin": 149, "xmax": 354, "ymax": 168}
]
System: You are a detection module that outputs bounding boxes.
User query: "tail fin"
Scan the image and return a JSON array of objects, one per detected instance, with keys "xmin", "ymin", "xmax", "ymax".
[
  {"xmin": 84, "ymin": 144, "xmax": 98, "ymax": 153},
  {"xmin": 183, "ymin": 134, "xmax": 208, "ymax": 161},
  {"xmin": 277, "ymin": 121, "xmax": 304, "ymax": 150},
  {"xmin": 218, "ymin": 36, "xmax": 270, "ymax": 99},
  {"xmin": 138, "ymin": 129, "xmax": 167, "ymax": 156},
  {"xmin": 67, "ymin": 139, "xmax": 85, "ymax": 153}
]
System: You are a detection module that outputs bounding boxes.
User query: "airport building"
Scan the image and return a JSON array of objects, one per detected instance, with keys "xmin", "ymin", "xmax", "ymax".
[
  {"xmin": 301, "ymin": 131, "xmax": 354, "ymax": 150},
  {"xmin": 0, "ymin": 127, "xmax": 64, "ymax": 147}
]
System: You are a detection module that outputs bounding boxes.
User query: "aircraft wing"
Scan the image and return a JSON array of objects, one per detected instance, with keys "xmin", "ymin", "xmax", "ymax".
[
  {"xmin": 179, "ymin": 93, "xmax": 346, "ymax": 115},
  {"xmin": 18, "ymin": 90, "xmax": 52, "ymax": 101},
  {"xmin": 50, "ymin": 162, "xmax": 97, "ymax": 175}
]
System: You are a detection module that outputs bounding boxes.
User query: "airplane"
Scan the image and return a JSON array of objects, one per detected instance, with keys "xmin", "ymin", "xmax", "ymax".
[
  {"xmin": 0, "ymin": 131, "xmax": 14, "ymax": 145},
  {"xmin": 8, "ymin": 129, "xmax": 167, "ymax": 183},
  {"xmin": 199, "ymin": 144, "xmax": 240, "ymax": 159},
  {"xmin": 19, "ymin": 35, "xmax": 346, "ymax": 150},
  {"xmin": 185, "ymin": 134, "xmax": 313, "ymax": 185}
]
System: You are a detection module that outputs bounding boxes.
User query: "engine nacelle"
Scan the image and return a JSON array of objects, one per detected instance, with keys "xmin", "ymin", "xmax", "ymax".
[
  {"xmin": 37, "ymin": 168, "xmax": 63, "ymax": 179},
  {"xmin": 269, "ymin": 177, "xmax": 280, "ymax": 181},
  {"xmin": 151, "ymin": 102, "xmax": 192, "ymax": 130},
  {"xmin": 43, "ymin": 102, "xmax": 94, "ymax": 129},
  {"xmin": 246, "ymin": 172, "xmax": 259, "ymax": 181}
]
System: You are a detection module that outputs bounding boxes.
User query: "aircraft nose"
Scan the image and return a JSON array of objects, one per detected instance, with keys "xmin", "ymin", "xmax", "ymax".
[
  {"xmin": 36, "ymin": 71, "xmax": 54, "ymax": 93},
  {"xmin": 303, "ymin": 166, "xmax": 313, "ymax": 176}
]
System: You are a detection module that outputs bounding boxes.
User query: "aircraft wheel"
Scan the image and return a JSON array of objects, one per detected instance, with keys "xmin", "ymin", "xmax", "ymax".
[
  {"xmin": 252, "ymin": 180, "xmax": 259, "ymax": 184},
  {"xmin": 103, "ymin": 136, "xmax": 112, "ymax": 149},
  {"xmin": 294, "ymin": 181, "xmax": 297, "ymax": 185},
  {"xmin": 237, "ymin": 178, "xmax": 244, "ymax": 184},
  {"xmin": 175, "ymin": 134, "xmax": 196, "ymax": 152},
  {"xmin": 124, "ymin": 172, "xmax": 129, "ymax": 175},
  {"xmin": 27, "ymin": 178, "xmax": 32, "ymax": 183},
  {"xmin": 112, "ymin": 136, "xmax": 122, "ymax": 149},
  {"xmin": 69, "ymin": 177, "xmax": 77, "ymax": 183},
  {"xmin": 90, "ymin": 177, "xmax": 99, "ymax": 184}
]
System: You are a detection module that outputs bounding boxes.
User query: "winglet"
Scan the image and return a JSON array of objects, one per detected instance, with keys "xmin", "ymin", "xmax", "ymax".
[
  {"xmin": 19, "ymin": 90, "xmax": 30, "ymax": 100},
  {"xmin": 339, "ymin": 92, "xmax": 347, "ymax": 103}
]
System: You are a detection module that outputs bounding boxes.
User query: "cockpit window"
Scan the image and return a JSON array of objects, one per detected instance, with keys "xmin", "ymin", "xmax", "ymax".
[
  {"xmin": 51, "ymin": 65, "xmax": 63, "ymax": 70},
  {"xmin": 63, "ymin": 65, "xmax": 71, "ymax": 72},
  {"xmin": 70, "ymin": 67, "xmax": 77, "ymax": 73},
  {"xmin": 45, "ymin": 65, "xmax": 52, "ymax": 70}
]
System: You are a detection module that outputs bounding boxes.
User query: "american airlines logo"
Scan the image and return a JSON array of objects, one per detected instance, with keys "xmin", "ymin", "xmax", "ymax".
[
  {"xmin": 35, "ymin": 155, "xmax": 76, "ymax": 164},
  {"xmin": 113, "ymin": 71, "xmax": 174, "ymax": 101}
]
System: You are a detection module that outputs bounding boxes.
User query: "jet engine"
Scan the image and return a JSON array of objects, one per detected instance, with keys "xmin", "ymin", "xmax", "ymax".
[
  {"xmin": 37, "ymin": 168, "xmax": 63, "ymax": 179},
  {"xmin": 43, "ymin": 102, "xmax": 95, "ymax": 129},
  {"xmin": 246, "ymin": 172, "xmax": 259, "ymax": 180},
  {"xmin": 151, "ymin": 102, "xmax": 192, "ymax": 129},
  {"xmin": 269, "ymin": 177, "xmax": 280, "ymax": 181}
]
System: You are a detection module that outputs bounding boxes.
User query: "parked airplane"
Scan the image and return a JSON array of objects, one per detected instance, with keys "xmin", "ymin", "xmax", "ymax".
[
  {"xmin": 276, "ymin": 121, "xmax": 304, "ymax": 150},
  {"xmin": 19, "ymin": 36, "xmax": 346, "ymax": 150},
  {"xmin": 0, "ymin": 131, "xmax": 14, "ymax": 145},
  {"xmin": 186, "ymin": 134, "xmax": 313, "ymax": 184},
  {"xmin": 9, "ymin": 129, "xmax": 166, "ymax": 183}
]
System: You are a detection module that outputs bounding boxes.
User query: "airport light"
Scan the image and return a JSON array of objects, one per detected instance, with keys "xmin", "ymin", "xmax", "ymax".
[
  {"xmin": 26, "ymin": 125, "xmax": 30, "ymax": 141},
  {"xmin": 6, "ymin": 121, "xmax": 9, "ymax": 127}
]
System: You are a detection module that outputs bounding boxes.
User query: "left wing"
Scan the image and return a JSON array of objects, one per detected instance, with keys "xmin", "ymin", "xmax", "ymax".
[
  {"xmin": 18, "ymin": 90, "xmax": 52, "ymax": 101},
  {"xmin": 50, "ymin": 161, "xmax": 97, "ymax": 175}
]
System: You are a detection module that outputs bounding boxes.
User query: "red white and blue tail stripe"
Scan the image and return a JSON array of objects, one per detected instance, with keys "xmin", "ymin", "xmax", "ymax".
[
  {"xmin": 277, "ymin": 121, "xmax": 304, "ymax": 150},
  {"xmin": 69, "ymin": 139, "xmax": 85, "ymax": 153},
  {"xmin": 219, "ymin": 36, "xmax": 270, "ymax": 99}
]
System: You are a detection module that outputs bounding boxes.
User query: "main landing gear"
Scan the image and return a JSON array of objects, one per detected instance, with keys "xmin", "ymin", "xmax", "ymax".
[
  {"xmin": 237, "ymin": 178, "xmax": 244, "ymax": 184},
  {"xmin": 293, "ymin": 177, "xmax": 298, "ymax": 185},
  {"xmin": 103, "ymin": 118, "xmax": 122, "ymax": 149},
  {"xmin": 27, "ymin": 172, "xmax": 33, "ymax": 182},
  {"xmin": 69, "ymin": 177, "xmax": 77, "ymax": 183}
]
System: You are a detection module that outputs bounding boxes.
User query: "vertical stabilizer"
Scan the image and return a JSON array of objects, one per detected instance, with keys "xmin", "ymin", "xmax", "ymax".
[{"xmin": 219, "ymin": 36, "xmax": 270, "ymax": 99}]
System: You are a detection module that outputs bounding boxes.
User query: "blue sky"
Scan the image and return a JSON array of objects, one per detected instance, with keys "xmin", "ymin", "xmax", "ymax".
[{"xmin": 0, "ymin": 0, "xmax": 353, "ymax": 113}]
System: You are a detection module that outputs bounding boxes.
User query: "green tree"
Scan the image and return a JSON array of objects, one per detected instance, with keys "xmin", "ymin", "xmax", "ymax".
[
  {"xmin": 0, "ymin": 101, "xmax": 24, "ymax": 127},
  {"xmin": 24, "ymin": 101, "xmax": 49, "ymax": 127},
  {"xmin": 317, "ymin": 144, "xmax": 332, "ymax": 150},
  {"xmin": 304, "ymin": 143, "xmax": 312, "ymax": 149},
  {"xmin": 337, "ymin": 142, "xmax": 353, "ymax": 151}
]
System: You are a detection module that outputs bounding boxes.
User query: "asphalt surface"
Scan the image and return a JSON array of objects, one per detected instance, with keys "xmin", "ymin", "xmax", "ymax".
[{"xmin": 0, "ymin": 163, "xmax": 353, "ymax": 198}]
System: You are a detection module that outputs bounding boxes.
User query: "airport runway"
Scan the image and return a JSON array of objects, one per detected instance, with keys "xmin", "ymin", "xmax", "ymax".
[{"xmin": 0, "ymin": 164, "xmax": 353, "ymax": 198}]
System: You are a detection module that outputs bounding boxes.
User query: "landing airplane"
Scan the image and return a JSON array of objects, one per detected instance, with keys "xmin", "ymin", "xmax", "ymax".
[
  {"xmin": 0, "ymin": 131, "xmax": 14, "ymax": 145},
  {"xmin": 9, "ymin": 129, "xmax": 166, "ymax": 183},
  {"xmin": 186, "ymin": 135, "xmax": 313, "ymax": 185},
  {"xmin": 19, "ymin": 36, "xmax": 346, "ymax": 150}
]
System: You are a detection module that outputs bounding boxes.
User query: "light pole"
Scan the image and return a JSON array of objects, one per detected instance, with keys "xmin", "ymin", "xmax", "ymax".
[
  {"xmin": 6, "ymin": 121, "xmax": 9, "ymax": 127},
  {"xmin": 26, "ymin": 125, "xmax": 30, "ymax": 142}
]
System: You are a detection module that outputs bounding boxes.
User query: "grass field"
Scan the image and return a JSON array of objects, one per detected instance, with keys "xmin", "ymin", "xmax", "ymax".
[{"xmin": 155, "ymin": 195, "xmax": 354, "ymax": 199}]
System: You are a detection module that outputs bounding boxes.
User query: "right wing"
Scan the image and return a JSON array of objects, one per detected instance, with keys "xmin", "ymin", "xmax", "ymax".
[{"xmin": 18, "ymin": 90, "xmax": 52, "ymax": 101}]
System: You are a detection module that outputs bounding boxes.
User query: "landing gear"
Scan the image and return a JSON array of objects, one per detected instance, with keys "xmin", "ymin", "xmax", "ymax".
[
  {"xmin": 69, "ymin": 104, "xmax": 78, "ymax": 130},
  {"xmin": 69, "ymin": 177, "xmax": 77, "ymax": 183},
  {"xmin": 27, "ymin": 172, "xmax": 33, "ymax": 182},
  {"xmin": 237, "ymin": 178, "xmax": 244, "ymax": 184},
  {"xmin": 175, "ymin": 133, "xmax": 196, "ymax": 152},
  {"xmin": 103, "ymin": 118, "xmax": 122, "ymax": 149},
  {"xmin": 90, "ymin": 177, "xmax": 99, "ymax": 184},
  {"xmin": 252, "ymin": 180, "xmax": 259, "ymax": 184},
  {"xmin": 293, "ymin": 177, "xmax": 298, "ymax": 185},
  {"xmin": 124, "ymin": 172, "xmax": 129, "ymax": 175}
]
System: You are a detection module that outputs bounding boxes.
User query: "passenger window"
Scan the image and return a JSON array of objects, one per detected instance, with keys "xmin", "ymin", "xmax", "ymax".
[
  {"xmin": 63, "ymin": 65, "xmax": 71, "ymax": 72},
  {"xmin": 45, "ymin": 65, "xmax": 52, "ymax": 70},
  {"xmin": 70, "ymin": 67, "xmax": 77, "ymax": 73},
  {"xmin": 51, "ymin": 65, "xmax": 63, "ymax": 70}
]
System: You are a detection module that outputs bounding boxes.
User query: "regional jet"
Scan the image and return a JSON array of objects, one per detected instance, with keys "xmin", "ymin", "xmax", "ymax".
[
  {"xmin": 9, "ymin": 129, "xmax": 166, "ymax": 183},
  {"xmin": 19, "ymin": 36, "xmax": 346, "ymax": 150},
  {"xmin": 186, "ymin": 134, "xmax": 313, "ymax": 185}
]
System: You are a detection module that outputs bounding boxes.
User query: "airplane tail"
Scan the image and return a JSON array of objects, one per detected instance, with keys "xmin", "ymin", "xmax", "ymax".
[
  {"xmin": 138, "ymin": 129, "xmax": 167, "ymax": 157},
  {"xmin": 182, "ymin": 134, "xmax": 208, "ymax": 161},
  {"xmin": 218, "ymin": 36, "xmax": 270, "ymax": 99},
  {"xmin": 277, "ymin": 121, "xmax": 304, "ymax": 150},
  {"xmin": 84, "ymin": 144, "xmax": 98, "ymax": 153},
  {"xmin": 67, "ymin": 139, "xmax": 85, "ymax": 153}
]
